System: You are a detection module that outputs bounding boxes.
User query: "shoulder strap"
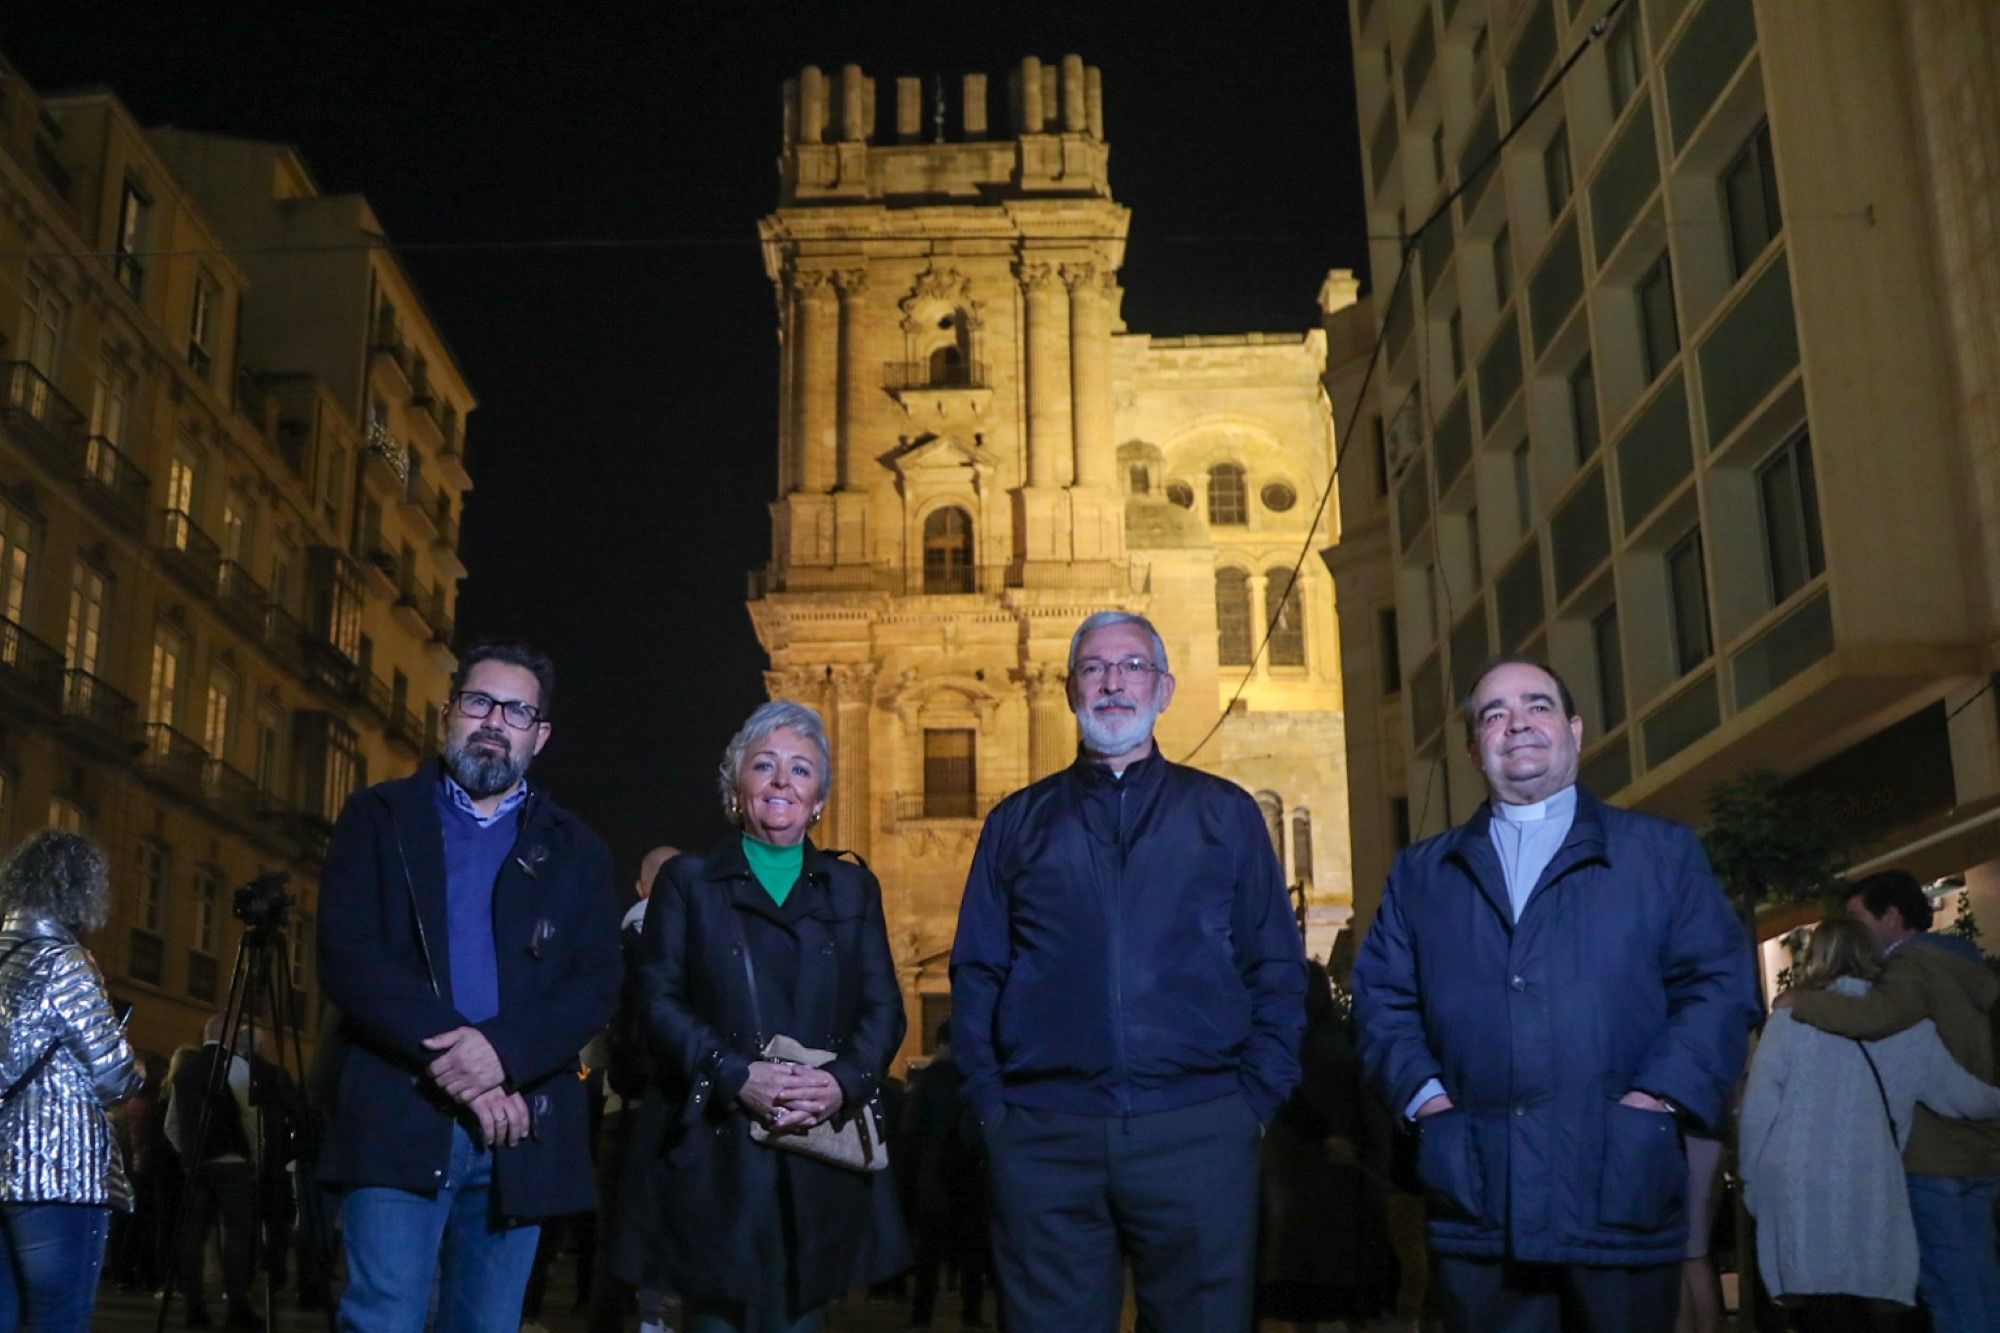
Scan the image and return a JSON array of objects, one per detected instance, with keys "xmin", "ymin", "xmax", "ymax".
[
  {"xmin": 1853, "ymin": 1038, "xmax": 1900, "ymax": 1142},
  {"xmin": 727, "ymin": 906, "xmax": 768, "ymax": 1052}
]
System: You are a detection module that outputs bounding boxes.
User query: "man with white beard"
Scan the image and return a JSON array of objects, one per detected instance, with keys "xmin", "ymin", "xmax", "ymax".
[{"xmin": 950, "ymin": 611, "xmax": 1307, "ymax": 1333}]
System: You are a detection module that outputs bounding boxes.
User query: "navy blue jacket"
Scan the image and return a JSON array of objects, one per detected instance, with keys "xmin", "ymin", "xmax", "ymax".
[
  {"xmin": 1353, "ymin": 789, "xmax": 1759, "ymax": 1265},
  {"xmin": 950, "ymin": 749, "xmax": 1307, "ymax": 1125},
  {"xmin": 314, "ymin": 765, "xmax": 618, "ymax": 1217}
]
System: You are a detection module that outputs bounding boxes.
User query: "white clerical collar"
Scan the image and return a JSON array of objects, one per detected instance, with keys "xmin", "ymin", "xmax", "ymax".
[{"xmin": 1491, "ymin": 784, "xmax": 1579, "ymax": 824}]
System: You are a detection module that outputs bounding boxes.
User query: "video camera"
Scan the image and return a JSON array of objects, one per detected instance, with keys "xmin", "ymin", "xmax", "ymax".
[{"xmin": 232, "ymin": 871, "xmax": 293, "ymax": 933}]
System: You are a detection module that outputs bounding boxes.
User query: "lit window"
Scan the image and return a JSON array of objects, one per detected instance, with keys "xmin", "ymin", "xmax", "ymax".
[{"xmin": 115, "ymin": 181, "xmax": 148, "ymax": 297}]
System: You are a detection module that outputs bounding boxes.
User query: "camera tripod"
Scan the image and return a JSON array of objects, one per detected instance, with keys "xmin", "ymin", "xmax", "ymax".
[{"xmin": 152, "ymin": 872, "xmax": 331, "ymax": 1333}]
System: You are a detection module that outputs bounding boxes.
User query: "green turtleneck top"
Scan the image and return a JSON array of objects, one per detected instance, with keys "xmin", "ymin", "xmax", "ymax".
[{"xmin": 742, "ymin": 834, "xmax": 804, "ymax": 906}]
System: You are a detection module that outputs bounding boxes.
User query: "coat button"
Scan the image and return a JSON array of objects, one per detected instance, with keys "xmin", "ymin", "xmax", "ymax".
[{"xmin": 1510, "ymin": 975, "xmax": 1526, "ymax": 991}]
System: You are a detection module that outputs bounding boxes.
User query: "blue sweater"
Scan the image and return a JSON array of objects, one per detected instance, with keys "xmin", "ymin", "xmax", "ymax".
[{"xmin": 434, "ymin": 782, "xmax": 519, "ymax": 1023}]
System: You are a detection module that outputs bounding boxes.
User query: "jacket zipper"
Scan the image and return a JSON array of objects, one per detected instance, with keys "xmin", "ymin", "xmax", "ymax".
[{"xmin": 1111, "ymin": 780, "xmax": 1132, "ymax": 1129}]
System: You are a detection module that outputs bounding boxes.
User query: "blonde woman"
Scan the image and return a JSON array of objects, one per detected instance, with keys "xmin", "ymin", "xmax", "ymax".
[{"xmin": 1742, "ymin": 917, "xmax": 2000, "ymax": 1331}]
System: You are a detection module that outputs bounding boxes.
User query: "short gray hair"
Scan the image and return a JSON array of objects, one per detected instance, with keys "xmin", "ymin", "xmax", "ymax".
[
  {"xmin": 1068, "ymin": 611, "xmax": 1170, "ymax": 675},
  {"xmin": 718, "ymin": 699, "xmax": 834, "ymax": 822},
  {"xmin": 0, "ymin": 830, "xmax": 112, "ymax": 934}
]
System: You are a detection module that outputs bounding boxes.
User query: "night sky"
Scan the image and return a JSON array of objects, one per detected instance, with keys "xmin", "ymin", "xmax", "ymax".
[{"xmin": 1, "ymin": 3, "xmax": 1369, "ymax": 881}]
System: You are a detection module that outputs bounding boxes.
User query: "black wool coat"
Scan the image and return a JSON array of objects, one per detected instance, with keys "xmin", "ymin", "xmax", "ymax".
[
  {"xmin": 613, "ymin": 836, "xmax": 910, "ymax": 1311},
  {"xmin": 314, "ymin": 765, "xmax": 620, "ymax": 1217}
]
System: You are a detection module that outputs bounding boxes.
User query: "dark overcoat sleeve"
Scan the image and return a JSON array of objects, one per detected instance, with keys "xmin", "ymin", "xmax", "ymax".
[{"xmin": 316, "ymin": 790, "xmax": 465, "ymax": 1066}]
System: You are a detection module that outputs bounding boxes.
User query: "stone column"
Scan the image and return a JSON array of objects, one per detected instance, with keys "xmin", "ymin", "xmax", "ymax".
[
  {"xmin": 793, "ymin": 270, "xmax": 837, "ymax": 493},
  {"xmin": 1024, "ymin": 664, "xmax": 1074, "ymax": 780},
  {"xmin": 1064, "ymin": 263, "xmax": 1115, "ymax": 490},
  {"xmin": 833, "ymin": 268, "xmax": 869, "ymax": 490},
  {"xmin": 827, "ymin": 663, "xmax": 876, "ymax": 854},
  {"xmin": 1017, "ymin": 262, "xmax": 1070, "ymax": 489}
]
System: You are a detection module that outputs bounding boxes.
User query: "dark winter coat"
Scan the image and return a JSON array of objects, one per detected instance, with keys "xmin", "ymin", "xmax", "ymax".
[
  {"xmin": 951, "ymin": 749, "xmax": 1307, "ymax": 1125},
  {"xmin": 315, "ymin": 765, "xmax": 620, "ymax": 1218},
  {"xmin": 1352, "ymin": 788, "xmax": 1760, "ymax": 1266},
  {"xmin": 613, "ymin": 837, "xmax": 910, "ymax": 1312}
]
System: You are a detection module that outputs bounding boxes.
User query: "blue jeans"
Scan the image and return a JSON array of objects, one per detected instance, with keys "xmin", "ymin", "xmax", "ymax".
[
  {"xmin": 337, "ymin": 1123, "xmax": 541, "ymax": 1333},
  {"xmin": 1906, "ymin": 1173, "xmax": 2000, "ymax": 1333},
  {"xmin": 0, "ymin": 1202, "xmax": 110, "ymax": 1332}
]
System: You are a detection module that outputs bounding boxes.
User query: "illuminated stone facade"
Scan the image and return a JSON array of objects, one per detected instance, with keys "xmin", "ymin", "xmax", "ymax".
[
  {"xmin": 747, "ymin": 59, "xmax": 1350, "ymax": 1059},
  {"xmin": 0, "ymin": 57, "xmax": 469, "ymax": 1061}
]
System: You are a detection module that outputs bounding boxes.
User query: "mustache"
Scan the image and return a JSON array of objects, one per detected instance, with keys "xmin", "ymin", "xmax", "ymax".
[
  {"xmin": 470, "ymin": 728, "xmax": 510, "ymax": 746},
  {"xmin": 1091, "ymin": 696, "xmax": 1137, "ymax": 711}
]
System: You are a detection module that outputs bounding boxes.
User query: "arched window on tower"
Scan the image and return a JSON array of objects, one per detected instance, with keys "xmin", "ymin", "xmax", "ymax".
[
  {"xmin": 1208, "ymin": 463, "xmax": 1248, "ymax": 525},
  {"xmin": 1256, "ymin": 791, "xmax": 1285, "ymax": 872},
  {"xmin": 1216, "ymin": 568, "xmax": 1253, "ymax": 665},
  {"xmin": 1291, "ymin": 808, "xmax": 1314, "ymax": 888},
  {"xmin": 1266, "ymin": 566, "xmax": 1306, "ymax": 666},
  {"xmin": 922, "ymin": 506, "xmax": 975, "ymax": 593}
]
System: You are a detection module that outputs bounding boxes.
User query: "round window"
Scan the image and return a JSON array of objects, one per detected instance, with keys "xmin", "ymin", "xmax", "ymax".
[
  {"xmin": 1165, "ymin": 481, "xmax": 1195, "ymax": 509},
  {"xmin": 1261, "ymin": 481, "xmax": 1298, "ymax": 512}
]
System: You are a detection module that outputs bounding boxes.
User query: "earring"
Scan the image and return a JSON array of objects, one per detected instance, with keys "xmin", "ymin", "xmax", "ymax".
[{"xmin": 809, "ymin": 809, "xmax": 823, "ymax": 826}]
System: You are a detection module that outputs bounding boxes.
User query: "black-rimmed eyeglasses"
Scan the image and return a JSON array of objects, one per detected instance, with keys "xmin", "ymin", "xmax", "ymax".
[{"xmin": 452, "ymin": 690, "xmax": 546, "ymax": 730}]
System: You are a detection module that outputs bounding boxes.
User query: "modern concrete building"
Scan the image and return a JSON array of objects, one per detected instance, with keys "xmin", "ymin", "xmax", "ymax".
[
  {"xmin": 0, "ymin": 55, "xmax": 470, "ymax": 1061},
  {"xmin": 748, "ymin": 58, "xmax": 1351, "ymax": 1058},
  {"xmin": 1333, "ymin": 0, "xmax": 2000, "ymax": 937}
]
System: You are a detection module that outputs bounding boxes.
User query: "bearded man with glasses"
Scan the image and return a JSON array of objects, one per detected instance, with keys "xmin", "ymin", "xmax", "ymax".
[
  {"xmin": 951, "ymin": 610, "xmax": 1307, "ymax": 1332},
  {"xmin": 315, "ymin": 639, "xmax": 618, "ymax": 1331}
]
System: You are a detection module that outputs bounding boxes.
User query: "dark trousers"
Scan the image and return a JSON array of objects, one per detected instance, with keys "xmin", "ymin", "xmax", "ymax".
[
  {"xmin": 985, "ymin": 1094, "xmax": 1261, "ymax": 1333},
  {"xmin": 1432, "ymin": 1254, "xmax": 1680, "ymax": 1333},
  {"xmin": 179, "ymin": 1160, "xmax": 258, "ymax": 1312}
]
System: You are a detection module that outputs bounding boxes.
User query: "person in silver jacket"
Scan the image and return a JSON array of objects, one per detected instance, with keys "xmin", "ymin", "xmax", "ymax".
[{"xmin": 0, "ymin": 829, "xmax": 144, "ymax": 1330}]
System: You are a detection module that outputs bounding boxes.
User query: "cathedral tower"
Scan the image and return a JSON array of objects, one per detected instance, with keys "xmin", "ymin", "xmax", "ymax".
[{"xmin": 751, "ymin": 59, "xmax": 1349, "ymax": 1058}]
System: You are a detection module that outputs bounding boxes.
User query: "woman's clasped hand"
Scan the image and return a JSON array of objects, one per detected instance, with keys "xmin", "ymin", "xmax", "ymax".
[{"xmin": 739, "ymin": 1060, "xmax": 844, "ymax": 1130}]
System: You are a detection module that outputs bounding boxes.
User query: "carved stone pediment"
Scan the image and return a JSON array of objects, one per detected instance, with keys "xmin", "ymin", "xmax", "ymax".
[{"xmin": 887, "ymin": 432, "xmax": 995, "ymax": 481}]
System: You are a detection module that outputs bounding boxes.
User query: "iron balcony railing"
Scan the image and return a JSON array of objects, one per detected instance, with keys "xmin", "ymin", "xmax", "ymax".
[
  {"xmin": 142, "ymin": 724, "xmax": 211, "ymax": 791},
  {"xmin": 261, "ymin": 603, "xmax": 307, "ymax": 674},
  {"xmin": 883, "ymin": 359, "xmax": 990, "ymax": 392},
  {"xmin": 0, "ymin": 616, "xmax": 64, "ymax": 708},
  {"xmin": 215, "ymin": 561, "xmax": 269, "ymax": 631},
  {"xmin": 81, "ymin": 435, "xmax": 150, "ymax": 530},
  {"xmin": 388, "ymin": 704, "xmax": 427, "ymax": 752},
  {"xmin": 158, "ymin": 510, "xmax": 222, "ymax": 595},
  {"xmin": 61, "ymin": 670, "xmax": 136, "ymax": 741},
  {"xmin": 357, "ymin": 673, "xmax": 394, "ymax": 724},
  {"xmin": 202, "ymin": 758, "xmax": 261, "ymax": 815},
  {"xmin": 1, "ymin": 361, "xmax": 86, "ymax": 471}
]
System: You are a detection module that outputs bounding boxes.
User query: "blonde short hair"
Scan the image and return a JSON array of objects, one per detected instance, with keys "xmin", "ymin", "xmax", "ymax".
[{"xmin": 1793, "ymin": 916, "xmax": 1883, "ymax": 991}]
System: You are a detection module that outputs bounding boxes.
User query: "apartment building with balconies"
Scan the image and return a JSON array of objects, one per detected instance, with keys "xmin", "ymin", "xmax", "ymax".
[
  {"xmin": 1338, "ymin": 0, "xmax": 2000, "ymax": 935},
  {"xmin": 0, "ymin": 56, "xmax": 473, "ymax": 1059}
]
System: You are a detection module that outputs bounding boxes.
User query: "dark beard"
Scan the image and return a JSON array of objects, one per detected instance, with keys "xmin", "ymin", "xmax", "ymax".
[{"xmin": 444, "ymin": 735, "xmax": 529, "ymax": 798}]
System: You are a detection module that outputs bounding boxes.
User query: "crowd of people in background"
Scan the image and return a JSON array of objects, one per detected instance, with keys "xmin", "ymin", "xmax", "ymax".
[{"xmin": 6, "ymin": 628, "xmax": 2000, "ymax": 1332}]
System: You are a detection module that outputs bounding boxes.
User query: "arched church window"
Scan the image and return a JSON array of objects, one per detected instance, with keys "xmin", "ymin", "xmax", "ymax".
[
  {"xmin": 1216, "ymin": 568, "xmax": 1253, "ymax": 665},
  {"xmin": 1208, "ymin": 463, "xmax": 1248, "ymax": 525},
  {"xmin": 1292, "ymin": 808, "xmax": 1314, "ymax": 887},
  {"xmin": 1266, "ymin": 566, "xmax": 1306, "ymax": 666},
  {"xmin": 1256, "ymin": 791, "xmax": 1286, "ymax": 870},
  {"xmin": 922, "ymin": 506, "xmax": 975, "ymax": 593}
]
